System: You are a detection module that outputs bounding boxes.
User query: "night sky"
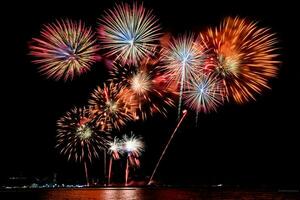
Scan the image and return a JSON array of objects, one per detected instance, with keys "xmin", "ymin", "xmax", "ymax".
[{"xmin": 2, "ymin": 0, "xmax": 299, "ymax": 186}]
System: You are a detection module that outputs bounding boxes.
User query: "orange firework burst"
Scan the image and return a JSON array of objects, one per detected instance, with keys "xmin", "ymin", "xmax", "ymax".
[
  {"xmin": 109, "ymin": 55, "xmax": 175, "ymax": 120},
  {"xmin": 89, "ymin": 82, "xmax": 137, "ymax": 131},
  {"xmin": 199, "ymin": 17, "xmax": 280, "ymax": 104}
]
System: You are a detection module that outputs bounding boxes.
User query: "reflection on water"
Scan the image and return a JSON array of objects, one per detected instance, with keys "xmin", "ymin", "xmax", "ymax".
[
  {"xmin": 41, "ymin": 188, "xmax": 144, "ymax": 200},
  {"xmin": 2, "ymin": 188, "xmax": 300, "ymax": 200}
]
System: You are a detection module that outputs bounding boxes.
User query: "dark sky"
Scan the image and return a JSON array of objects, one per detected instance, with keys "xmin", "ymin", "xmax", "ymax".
[{"xmin": 2, "ymin": 0, "xmax": 299, "ymax": 186}]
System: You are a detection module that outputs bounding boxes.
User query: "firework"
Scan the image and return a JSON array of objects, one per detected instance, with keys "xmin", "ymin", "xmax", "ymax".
[
  {"xmin": 122, "ymin": 134, "xmax": 144, "ymax": 157},
  {"xmin": 98, "ymin": 2, "xmax": 161, "ymax": 65},
  {"xmin": 89, "ymin": 82, "xmax": 137, "ymax": 131},
  {"xmin": 162, "ymin": 34, "xmax": 207, "ymax": 117},
  {"xmin": 56, "ymin": 106, "xmax": 110, "ymax": 162},
  {"xmin": 29, "ymin": 19, "xmax": 99, "ymax": 81},
  {"xmin": 56, "ymin": 107, "xmax": 111, "ymax": 185},
  {"xmin": 183, "ymin": 74, "xmax": 224, "ymax": 113},
  {"xmin": 199, "ymin": 17, "xmax": 279, "ymax": 103},
  {"xmin": 108, "ymin": 137, "xmax": 123, "ymax": 159},
  {"xmin": 122, "ymin": 133, "xmax": 144, "ymax": 186},
  {"xmin": 107, "ymin": 137, "xmax": 122, "ymax": 185},
  {"xmin": 110, "ymin": 57, "xmax": 175, "ymax": 120}
]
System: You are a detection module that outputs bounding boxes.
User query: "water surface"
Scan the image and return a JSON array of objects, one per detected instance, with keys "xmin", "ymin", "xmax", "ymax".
[{"xmin": 1, "ymin": 187, "xmax": 299, "ymax": 200}]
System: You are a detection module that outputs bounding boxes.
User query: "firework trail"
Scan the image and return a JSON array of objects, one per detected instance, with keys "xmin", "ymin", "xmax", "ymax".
[
  {"xmin": 29, "ymin": 19, "xmax": 99, "ymax": 81},
  {"xmin": 56, "ymin": 106, "xmax": 111, "ymax": 185},
  {"xmin": 98, "ymin": 2, "xmax": 161, "ymax": 65},
  {"xmin": 199, "ymin": 17, "xmax": 279, "ymax": 104},
  {"xmin": 162, "ymin": 34, "xmax": 206, "ymax": 118},
  {"xmin": 148, "ymin": 109, "xmax": 188, "ymax": 185},
  {"xmin": 89, "ymin": 82, "xmax": 137, "ymax": 131},
  {"xmin": 110, "ymin": 56, "xmax": 175, "ymax": 120}
]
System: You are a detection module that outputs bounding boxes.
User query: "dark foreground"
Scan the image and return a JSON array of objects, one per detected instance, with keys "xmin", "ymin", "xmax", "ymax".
[{"xmin": 1, "ymin": 187, "xmax": 299, "ymax": 200}]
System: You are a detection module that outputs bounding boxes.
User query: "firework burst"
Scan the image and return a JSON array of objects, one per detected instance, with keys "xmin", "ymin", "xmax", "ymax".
[
  {"xmin": 108, "ymin": 137, "xmax": 123, "ymax": 160},
  {"xmin": 184, "ymin": 74, "xmax": 224, "ymax": 113},
  {"xmin": 56, "ymin": 107, "xmax": 111, "ymax": 163},
  {"xmin": 29, "ymin": 19, "xmax": 99, "ymax": 81},
  {"xmin": 122, "ymin": 134, "xmax": 144, "ymax": 158},
  {"xmin": 199, "ymin": 17, "xmax": 279, "ymax": 103},
  {"xmin": 162, "ymin": 34, "xmax": 207, "ymax": 117},
  {"xmin": 110, "ymin": 57, "xmax": 175, "ymax": 120},
  {"xmin": 98, "ymin": 2, "xmax": 161, "ymax": 65},
  {"xmin": 89, "ymin": 82, "xmax": 137, "ymax": 131}
]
